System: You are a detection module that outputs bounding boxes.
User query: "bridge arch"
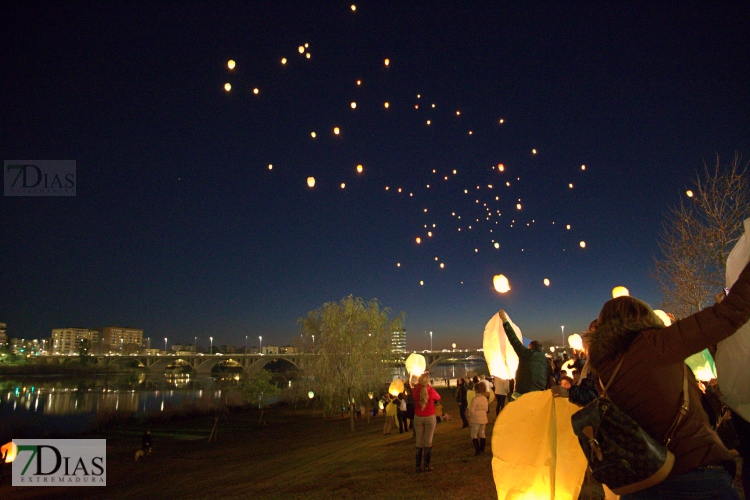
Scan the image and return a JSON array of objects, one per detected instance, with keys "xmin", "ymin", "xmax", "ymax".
[{"xmin": 244, "ymin": 356, "xmax": 300, "ymax": 373}]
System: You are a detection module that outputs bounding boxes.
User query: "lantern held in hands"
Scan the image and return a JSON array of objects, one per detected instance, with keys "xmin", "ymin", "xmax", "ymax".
[
  {"xmin": 405, "ymin": 353, "xmax": 426, "ymax": 377},
  {"xmin": 568, "ymin": 334, "xmax": 583, "ymax": 351},
  {"xmin": 388, "ymin": 379, "xmax": 404, "ymax": 397},
  {"xmin": 483, "ymin": 311, "xmax": 522, "ymax": 380}
]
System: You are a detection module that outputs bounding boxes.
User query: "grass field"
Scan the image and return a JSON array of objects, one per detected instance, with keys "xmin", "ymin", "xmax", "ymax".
[{"xmin": 5, "ymin": 388, "xmax": 503, "ymax": 500}]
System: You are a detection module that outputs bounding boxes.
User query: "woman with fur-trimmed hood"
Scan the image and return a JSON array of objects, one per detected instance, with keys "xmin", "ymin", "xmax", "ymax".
[{"xmin": 586, "ymin": 260, "xmax": 750, "ymax": 499}]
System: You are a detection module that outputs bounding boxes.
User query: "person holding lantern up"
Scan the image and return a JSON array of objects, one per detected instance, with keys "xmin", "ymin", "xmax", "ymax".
[
  {"xmin": 413, "ymin": 372, "xmax": 441, "ymax": 472},
  {"xmin": 498, "ymin": 310, "xmax": 550, "ymax": 396}
]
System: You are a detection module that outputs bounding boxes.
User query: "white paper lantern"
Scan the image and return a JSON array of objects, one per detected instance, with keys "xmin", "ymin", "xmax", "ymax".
[
  {"xmin": 405, "ymin": 353, "xmax": 426, "ymax": 377},
  {"xmin": 653, "ymin": 310, "xmax": 672, "ymax": 326},
  {"xmin": 483, "ymin": 312, "xmax": 521, "ymax": 379},
  {"xmin": 612, "ymin": 286, "xmax": 629, "ymax": 298},
  {"xmin": 568, "ymin": 334, "xmax": 583, "ymax": 351}
]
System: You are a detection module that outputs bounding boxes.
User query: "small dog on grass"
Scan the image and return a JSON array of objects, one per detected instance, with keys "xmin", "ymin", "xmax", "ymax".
[{"xmin": 134, "ymin": 447, "xmax": 152, "ymax": 462}]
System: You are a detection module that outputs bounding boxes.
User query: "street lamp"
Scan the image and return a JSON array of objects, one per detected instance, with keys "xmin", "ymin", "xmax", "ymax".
[
  {"xmin": 452, "ymin": 342, "xmax": 456, "ymax": 352},
  {"xmin": 245, "ymin": 335, "xmax": 248, "ymax": 355},
  {"xmin": 311, "ymin": 335, "xmax": 314, "ymax": 353},
  {"xmin": 429, "ymin": 331, "xmax": 433, "ymax": 352},
  {"xmin": 259, "ymin": 336, "xmax": 263, "ymax": 354},
  {"xmin": 210, "ymin": 337, "xmax": 213, "ymax": 355},
  {"xmin": 164, "ymin": 337, "xmax": 167, "ymax": 354},
  {"xmin": 194, "ymin": 336, "xmax": 197, "ymax": 353},
  {"xmin": 561, "ymin": 326, "xmax": 565, "ymax": 349}
]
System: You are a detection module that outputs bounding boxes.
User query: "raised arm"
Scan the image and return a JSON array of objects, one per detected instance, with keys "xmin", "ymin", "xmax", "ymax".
[
  {"xmin": 642, "ymin": 260, "xmax": 750, "ymax": 362},
  {"xmin": 499, "ymin": 310, "xmax": 527, "ymax": 357}
]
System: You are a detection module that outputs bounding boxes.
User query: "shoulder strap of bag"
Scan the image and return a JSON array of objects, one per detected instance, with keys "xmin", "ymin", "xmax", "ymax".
[
  {"xmin": 598, "ymin": 354, "xmax": 626, "ymax": 398},
  {"xmin": 663, "ymin": 364, "xmax": 690, "ymax": 447},
  {"xmin": 600, "ymin": 356, "xmax": 690, "ymax": 447}
]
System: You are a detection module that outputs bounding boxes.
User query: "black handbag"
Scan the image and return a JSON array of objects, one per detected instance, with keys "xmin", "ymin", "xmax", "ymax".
[{"xmin": 571, "ymin": 355, "xmax": 689, "ymax": 496}]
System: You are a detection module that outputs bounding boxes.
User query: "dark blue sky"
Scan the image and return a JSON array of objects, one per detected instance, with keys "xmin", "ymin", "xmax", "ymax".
[{"xmin": 2, "ymin": 2, "xmax": 749, "ymax": 350}]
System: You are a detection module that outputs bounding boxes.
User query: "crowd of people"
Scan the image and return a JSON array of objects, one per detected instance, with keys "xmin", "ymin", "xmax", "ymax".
[{"xmin": 371, "ymin": 259, "xmax": 750, "ymax": 499}]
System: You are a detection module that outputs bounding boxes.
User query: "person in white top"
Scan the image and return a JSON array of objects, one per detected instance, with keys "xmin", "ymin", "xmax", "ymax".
[
  {"xmin": 492, "ymin": 377, "xmax": 510, "ymax": 416},
  {"xmin": 468, "ymin": 382, "xmax": 490, "ymax": 455}
]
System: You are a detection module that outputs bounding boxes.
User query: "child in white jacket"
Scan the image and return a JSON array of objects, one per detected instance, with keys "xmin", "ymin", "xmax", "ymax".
[{"xmin": 468, "ymin": 382, "xmax": 489, "ymax": 455}]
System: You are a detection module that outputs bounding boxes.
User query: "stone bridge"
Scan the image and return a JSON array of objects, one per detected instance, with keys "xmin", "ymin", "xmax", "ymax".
[{"xmin": 29, "ymin": 350, "xmax": 485, "ymax": 375}]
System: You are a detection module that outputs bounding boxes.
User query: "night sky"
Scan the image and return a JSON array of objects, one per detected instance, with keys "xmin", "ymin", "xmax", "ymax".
[{"xmin": 2, "ymin": 2, "xmax": 749, "ymax": 351}]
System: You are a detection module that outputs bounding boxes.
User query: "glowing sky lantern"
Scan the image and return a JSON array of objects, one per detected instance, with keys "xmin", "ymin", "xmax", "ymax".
[
  {"xmin": 333, "ymin": 127, "xmax": 340, "ymax": 135},
  {"xmin": 1, "ymin": 441, "xmax": 17, "ymax": 463},
  {"xmin": 516, "ymin": 203, "xmax": 522, "ymax": 210},
  {"xmin": 568, "ymin": 183, "xmax": 573, "ymax": 188},
  {"xmin": 427, "ymin": 231, "xmax": 433, "ymax": 237},
  {"xmin": 268, "ymin": 164, "xmax": 273, "ymax": 170},
  {"xmin": 568, "ymin": 333, "xmax": 583, "ymax": 351},
  {"xmin": 298, "ymin": 46, "xmax": 305, "ymax": 54},
  {"xmin": 566, "ymin": 224, "xmax": 571, "ymax": 230},
  {"xmin": 653, "ymin": 309, "xmax": 672, "ymax": 326},
  {"xmin": 686, "ymin": 190, "xmax": 694, "ymax": 197},
  {"xmin": 498, "ymin": 163, "xmax": 505, "ymax": 171},
  {"xmin": 483, "ymin": 311, "xmax": 522, "ymax": 379},
  {"xmin": 405, "ymin": 353, "xmax": 426, "ymax": 377},
  {"xmin": 543, "ymin": 278, "xmax": 550, "ymax": 286},
  {"xmin": 426, "ymin": 120, "xmax": 431, "ymax": 125},
  {"xmin": 494, "ymin": 242, "xmax": 500, "ymax": 249},
  {"xmin": 227, "ymin": 59, "xmax": 236, "ymax": 70},
  {"xmin": 419, "ymin": 280, "xmax": 424, "ymax": 286},
  {"xmin": 356, "ymin": 164, "xmax": 363, "ymax": 173},
  {"xmin": 308, "ymin": 390, "xmax": 315, "ymax": 399},
  {"xmin": 532, "ymin": 149, "xmax": 537, "ymax": 154},
  {"xmin": 493, "ymin": 274, "xmax": 511, "ymax": 293},
  {"xmin": 384, "ymin": 58, "xmax": 390, "ymax": 66},
  {"xmin": 310, "ymin": 131, "xmax": 316, "ymax": 138},
  {"xmin": 579, "ymin": 241, "xmax": 586, "ymax": 248},
  {"xmin": 253, "ymin": 88, "xmax": 259, "ymax": 95},
  {"xmin": 440, "ymin": 262, "xmax": 444, "ymax": 268},
  {"xmin": 384, "ymin": 102, "xmax": 390, "ymax": 108},
  {"xmin": 307, "ymin": 177, "xmax": 315, "ymax": 188},
  {"xmin": 581, "ymin": 164, "xmax": 586, "ymax": 170},
  {"xmin": 612, "ymin": 286, "xmax": 630, "ymax": 298},
  {"xmin": 356, "ymin": 80, "xmax": 361, "ymax": 85},
  {"xmin": 340, "ymin": 183, "xmax": 346, "ymax": 189},
  {"xmin": 306, "ymin": 53, "xmax": 311, "ymax": 59},
  {"xmin": 281, "ymin": 57, "xmax": 287, "ymax": 65},
  {"xmin": 350, "ymin": 4, "xmax": 356, "ymax": 11},
  {"xmin": 415, "ymin": 237, "xmax": 421, "ymax": 244},
  {"xmin": 499, "ymin": 118, "xmax": 504, "ymax": 124},
  {"xmin": 350, "ymin": 102, "xmax": 357, "ymax": 109},
  {"xmin": 224, "ymin": 83, "xmax": 232, "ymax": 92}
]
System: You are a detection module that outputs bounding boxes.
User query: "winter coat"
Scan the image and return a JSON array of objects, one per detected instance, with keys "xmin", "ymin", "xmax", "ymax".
[
  {"xmin": 503, "ymin": 322, "xmax": 551, "ymax": 394},
  {"xmin": 587, "ymin": 260, "xmax": 750, "ymax": 476},
  {"xmin": 468, "ymin": 394, "xmax": 489, "ymax": 425},
  {"xmin": 413, "ymin": 383, "xmax": 441, "ymax": 417}
]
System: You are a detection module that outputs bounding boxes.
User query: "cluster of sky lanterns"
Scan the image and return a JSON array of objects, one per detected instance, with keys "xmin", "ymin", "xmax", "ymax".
[{"xmin": 217, "ymin": 35, "xmax": 592, "ymax": 293}]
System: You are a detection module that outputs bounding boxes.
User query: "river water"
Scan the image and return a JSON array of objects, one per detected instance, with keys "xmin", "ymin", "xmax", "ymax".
[{"xmin": 0, "ymin": 360, "xmax": 487, "ymax": 440}]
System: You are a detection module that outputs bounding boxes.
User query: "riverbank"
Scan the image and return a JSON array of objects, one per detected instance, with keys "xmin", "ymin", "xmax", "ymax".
[{"xmin": 4, "ymin": 388, "xmax": 504, "ymax": 499}]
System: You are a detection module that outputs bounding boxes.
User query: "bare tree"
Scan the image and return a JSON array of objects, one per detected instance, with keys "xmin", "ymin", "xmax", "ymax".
[
  {"xmin": 653, "ymin": 153, "xmax": 750, "ymax": 318},
  {"xmin": 297, "ymin": 296, "xmax": 404, "ymax": 432}
]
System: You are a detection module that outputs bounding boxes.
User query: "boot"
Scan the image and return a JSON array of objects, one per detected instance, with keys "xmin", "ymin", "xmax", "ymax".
[
  {"xmin": 472, "ymin": 438, "xmax": 481, "ymax": 456},
  {"xmin": 423, "ymin": 447, "xmax": 433, "ymax": 471},
  {"xmin": 479, "ymin": 438, "xmax": 486, "ymax": 454},
  {"xmin": 415, "ymin": 447, "xmax": 423, "ymax": 473}
]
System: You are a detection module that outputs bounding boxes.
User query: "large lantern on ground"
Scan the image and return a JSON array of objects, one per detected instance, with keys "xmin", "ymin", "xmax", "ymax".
[
  {"xmin": 388, "ymin": 379, "xmax": 404, "ymax": 396},
  {"xmin": 405, "ymin": 353, "xmax": 426, "ymax": 377}
]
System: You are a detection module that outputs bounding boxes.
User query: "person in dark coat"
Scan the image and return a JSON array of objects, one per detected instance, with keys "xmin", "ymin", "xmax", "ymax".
[
  {"xmin": 455, "ymin": 377, "xmax": 469, "ymax": 428},
  {"xmin": 498, "ymin": 310, "xmax": 550, "ymax": 395}
]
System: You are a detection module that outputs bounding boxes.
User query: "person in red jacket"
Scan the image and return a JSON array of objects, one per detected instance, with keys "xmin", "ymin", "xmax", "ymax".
[{"xmin": 413, "ymin": 372, "xmax": 441, "ymax": 472}]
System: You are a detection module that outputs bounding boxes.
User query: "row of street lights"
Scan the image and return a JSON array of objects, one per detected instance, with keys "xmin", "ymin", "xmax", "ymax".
[{"xmin": 160, "ymin": 335, "xmax": 264, "ymax": 355}]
